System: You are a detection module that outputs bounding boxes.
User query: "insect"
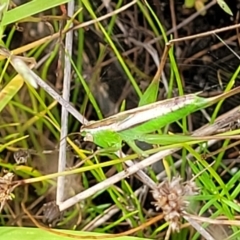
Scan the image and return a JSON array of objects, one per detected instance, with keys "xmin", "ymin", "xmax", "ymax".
[
  {"xmin": 80, "ymin": 86, "xmax": 240, "ymax": 155},
  {"xmin": 2, "ymin": 45, "xmax": 240, "ymax": 156}
]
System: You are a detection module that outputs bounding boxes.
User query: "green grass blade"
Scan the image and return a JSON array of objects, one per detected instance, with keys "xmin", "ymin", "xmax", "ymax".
[
  {"xmin": 138, "ymin": 1, "xmax": 169, "ymax": 107},
  {"xmin": 0, "ymin": 75, "xmax": 23, "ymax": 112},
  {"xmin": 138, "ymin": 72, "xmax": 159, "ymax": 107},
  {"xmin": 82, "ymin": 0, "xmax": 142, "ymax": 98},
  {"xmin": 2, "ymin": 0, "xmax": 71, "ymax": 26},
  {"xmin": 216, "ymin": 0, "xmax": 233, "ymax": 15}
]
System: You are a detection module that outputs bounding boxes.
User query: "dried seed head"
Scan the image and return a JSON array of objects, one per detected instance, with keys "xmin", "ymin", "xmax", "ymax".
[
  {"xmin": 43, "ymin": 201, "xmax": 62, "ymax": 227},
  {"xmin": 0, "ymin": 172, "xmax": 15, "ymax": 212},
  {"xmin": 152, "ymin": 176, "xmax": 199, "ymax": 232},
  {"xmin": 13, "ymin": 149, "xmax": 30, "ymax": 164}
]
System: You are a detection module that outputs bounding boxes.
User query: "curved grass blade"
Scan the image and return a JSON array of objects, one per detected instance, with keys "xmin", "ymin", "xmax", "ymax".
[{"xmin": 1, "ymin": 0, "xmax": 71, "ymax": 26}]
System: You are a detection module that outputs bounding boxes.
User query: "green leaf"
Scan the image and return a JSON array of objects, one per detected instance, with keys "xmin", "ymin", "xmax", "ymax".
[
  {"xmin": 138, "ymin": 78, "xmax": 159, "ymax": 107},
  {"xmin": 184, "ymin": 0, "xmax": 195, "ymax": 8},
  {"xmin": 2, "ymin": 0, "xmax": 71, "ymax": 26},
  {"xmin": 0, "ymin": 227, "xmax": 152, "ymax": 240},
  {"xmin": 216, "ymin": 0, "xmax": 233, "ymax": 16},
  {"xmin": 221, "ymin": 198, "xmax": 240, "ymax": 212},
  {"xmin": 0, "ymin": 0, "xmax": 9, "ymax": 22}
]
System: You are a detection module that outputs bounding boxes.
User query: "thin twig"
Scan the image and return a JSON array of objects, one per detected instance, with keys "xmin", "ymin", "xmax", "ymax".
[
  {"xmin": 57, "ymin": 147, "xmax": 188, "ymax": 211},
  {"xmin": 8, "ymin": 52, "xmax": 88, "ymax": 124},
  {"xmin": 148, "ymin": 0, "xmax": 217, "ymax": 45},
  {"xmin": 56, "ymin": 0, "xmax": 74, "ymax": 205},
  {"xmin": 185, "ymin": 212, "xmax": 240, "ymax": 227},
  {"xmin": 168, "ymin": 23, "xmax": 240, "ymax": 45},
  {"xmin": 183, "ymin": 214, "xmax": 215, "ymax": 240},
  {"xmin": 0, "ymin": 1, "xmax": 137, "ymax": 60}
]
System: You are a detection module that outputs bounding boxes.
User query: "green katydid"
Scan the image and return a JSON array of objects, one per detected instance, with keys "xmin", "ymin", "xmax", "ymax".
[
  {"xmin": 80, "ymin": 86, "xmax": 240, "ymax": 155},
  {"xmin": 2, "ymin": 45, "xmax": 240, "ymax": 156}
]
